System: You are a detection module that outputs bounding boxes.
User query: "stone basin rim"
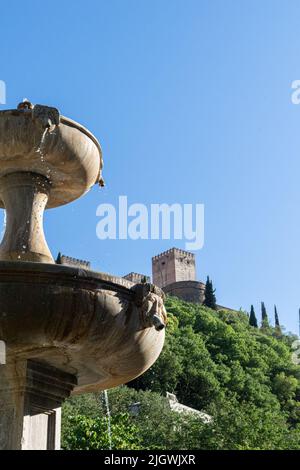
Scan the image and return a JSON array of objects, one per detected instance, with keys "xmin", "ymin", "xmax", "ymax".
[
  {"xmin": 0, "ymin": 109, "xmax": 103, "ymax": 160},
  {"xmin": 0, "ymin": 260, "xmax": 165, "ymax": 301},
  {"xmin": 0, "ymin": 260, "xmax": 139, "ymax": 292}
]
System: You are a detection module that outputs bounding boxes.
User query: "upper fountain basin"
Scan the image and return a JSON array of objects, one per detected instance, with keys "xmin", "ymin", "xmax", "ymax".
[{"xmin": 0, "ymin": 104, "xmax": 103, "ymax": 208}]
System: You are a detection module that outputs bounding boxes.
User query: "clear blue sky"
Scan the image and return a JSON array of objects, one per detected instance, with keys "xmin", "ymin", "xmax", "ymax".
[{"xmin": 0, "ymin": 0, "xmax": 300, "ymax": 333}]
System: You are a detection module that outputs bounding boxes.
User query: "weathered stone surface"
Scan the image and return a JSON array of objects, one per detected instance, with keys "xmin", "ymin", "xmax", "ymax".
[
  {"xmin": 0, "ymin": 360, "xmax": 76, "ymax": 449},
  {"xmin": 0, "ymin": 101, "xmax": 166, "ymax": 449},
  {"xmin": 56, "ymin": 253, "xmax": 91, "ymax": 269},
  {"xmin": 152, "ymin": 248, "xmax": 196, "ymax": 288},
  {"xmin": 0, "ymin": 105, "xmax": 103, "ymax": 208},
  {"xmin": 152, "ymin": 248, "xmax": 207, "ymax": 303},
  {"xmin": 0, "ymin": 262, "xmax": 166, "ymax": 393},
  {"xmin": 163, "ymin": 280, "xmax": 205, "ymax": 304},
  {"xmin": 0, "ymin": 172, "xmax": 53, "ymax": 263},
  {"xmin": 123, "ymin": 272, "xmax": 151, "ymax": 284},
  {"xmin": 0, "ymin": 102, "xmax": 103, "ymax": 262}
]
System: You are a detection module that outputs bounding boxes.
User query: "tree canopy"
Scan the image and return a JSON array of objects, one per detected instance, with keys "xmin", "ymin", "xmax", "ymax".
[{"xmin": 62, "ymin": 296, "xmax": 300, "ymax": 450}]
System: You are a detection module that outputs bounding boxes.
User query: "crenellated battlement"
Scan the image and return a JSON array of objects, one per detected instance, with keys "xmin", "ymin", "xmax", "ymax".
[
  {"xmin": 56, "ymin": 253, "xmax": 91, "ymax": 269},
  {"xmin": 152, "ymin": 247, "xmax": 195, "ymax": 261},
  {"xmin": 152, "ymin": 247, "xmax": 196, "ymax": 289},
  {"xmin": 123, "ymin": 272, "xmax": 151, "ymax": 284}
]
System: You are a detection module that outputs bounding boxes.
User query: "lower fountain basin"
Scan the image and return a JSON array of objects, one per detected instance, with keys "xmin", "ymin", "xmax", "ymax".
[{"xmin": 0, "ymin": 262, "xmax": 166, "ymax": 393}]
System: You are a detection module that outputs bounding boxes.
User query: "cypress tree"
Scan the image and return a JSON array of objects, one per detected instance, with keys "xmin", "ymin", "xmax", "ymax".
[
  {"xmin": 249, "ymin": 305, "xmax": 258, "ymax": 328},
  {"xmin": 261, "ymin": 301, "xmax": 269, "ymax": 328},
  {"xmin": 204, "ymin": 276, "xmax": 217, "ymax": 310},
  {"xmin": 274, "ymin": 305, "xmax": 281, "ymax": 332}
]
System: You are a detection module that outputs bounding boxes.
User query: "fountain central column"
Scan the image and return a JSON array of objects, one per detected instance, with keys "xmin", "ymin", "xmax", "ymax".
[{"xmin": 0, "ymin": 172, "xmax": 53, "ymax": 263}]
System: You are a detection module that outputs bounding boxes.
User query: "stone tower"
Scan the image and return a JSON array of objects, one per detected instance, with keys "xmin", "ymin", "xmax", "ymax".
[{"xmin": 152, "ymin": 248, "xmax": 196, "ymax": 288}]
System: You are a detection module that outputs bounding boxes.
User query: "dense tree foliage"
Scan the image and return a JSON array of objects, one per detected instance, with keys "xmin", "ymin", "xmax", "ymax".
[
  {"xmin": 62, "ymin": 296, "xmax": 300, "ymax": 450},
  {"xmin": 62, "ymin": 413, "xmax": 141, "ymax": 450},
  {"xmin": 62, "ymin": 388, "xmax": 206, "ymax": 450}
]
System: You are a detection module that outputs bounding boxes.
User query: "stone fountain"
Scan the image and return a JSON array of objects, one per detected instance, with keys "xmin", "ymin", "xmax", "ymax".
[{"xmin": 0, "ymin": 101, "xmax": 166, "ymax": 450}]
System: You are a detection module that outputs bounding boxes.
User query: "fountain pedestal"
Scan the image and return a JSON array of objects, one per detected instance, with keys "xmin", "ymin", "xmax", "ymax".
[
  {"xmin": 0, "ymin": 360, "xmax": 76, "ymax": 450},
  {"xmin": 0, "ymin": 172, "xmax": 53, "ymax": 263}
]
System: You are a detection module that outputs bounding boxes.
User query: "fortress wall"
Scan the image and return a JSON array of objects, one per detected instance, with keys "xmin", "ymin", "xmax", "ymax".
[
  {"xmin": 123, "ymin": 272, "xmax": 151, "ymax": 284},
  {"xmin": 163, "ymin": 280, "xmax": 205, "ymax": 304}
]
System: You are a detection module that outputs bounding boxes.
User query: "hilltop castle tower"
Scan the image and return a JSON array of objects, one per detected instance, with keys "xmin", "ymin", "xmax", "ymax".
[
  {"xmin": 60, "ymin": 247, "xmax": 230, "ymax": 309},
  {"xmin": 152, "ymin": 248, "xmax": 205, "ymax": 303},
  {"xmin": 152, "ymin": 248, "xmax": 196, "ymax": 287}
]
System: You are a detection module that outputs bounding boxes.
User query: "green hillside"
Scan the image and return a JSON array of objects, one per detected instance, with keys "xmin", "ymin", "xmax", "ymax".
[{"xmin": 62, "ymin": 296, "xmax": 300, "ymax": 450}]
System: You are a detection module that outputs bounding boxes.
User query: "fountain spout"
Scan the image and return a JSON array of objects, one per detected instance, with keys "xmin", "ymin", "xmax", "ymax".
[{"xmin": 152, "ymin": 314, "xmax": 166, "ymax": 331}]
